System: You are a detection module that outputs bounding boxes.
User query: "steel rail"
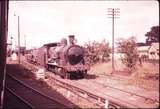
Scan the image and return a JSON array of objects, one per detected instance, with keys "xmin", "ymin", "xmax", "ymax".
[
  {"xmin": 93, "ymin": 74, "xmax": 159, "ymax": 103},
  {"xmin": 46, "ymin": 72, "xmax": 139, "ymax": 108},
  {"xmin": 5, "ymin": 87, "xmax": 35, "ymax": 109},
  {"xmin": 74, "ymin": 79, "xmax": 158, "ymax": 108},
  {"xmin": 99, "ymin": 73, "xmax": 131, "ymax": 81},
  {"xmin": 22, "ymin": 60, "xmax": 141, "ymax": 108},
  {"xmin": 6, "ymin": 73, "xmax": 70, "ymax": 108}
]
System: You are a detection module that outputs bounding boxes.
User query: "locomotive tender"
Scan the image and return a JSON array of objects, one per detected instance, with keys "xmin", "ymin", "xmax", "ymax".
[{"xmin": 26, "ymin": 35, "xmax": 89, "ymax": 79}]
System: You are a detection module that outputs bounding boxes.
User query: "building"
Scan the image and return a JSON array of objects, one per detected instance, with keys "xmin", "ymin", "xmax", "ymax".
[
  {"xmin": 137, "ymin": 42, "xmax": 159, "ymax": 60},
  {"xmin": 137, "ymin": 46, "xmax": 150, "ymax": 58},
  {"xmin": 148, "ymin": 43, "xmax": 159, "ymax": 60}
]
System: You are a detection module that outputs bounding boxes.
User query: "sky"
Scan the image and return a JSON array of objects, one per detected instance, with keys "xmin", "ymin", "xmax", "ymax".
[{"xmin": 7, "ymin": 0, "xmax": 159, "ymax": 49}]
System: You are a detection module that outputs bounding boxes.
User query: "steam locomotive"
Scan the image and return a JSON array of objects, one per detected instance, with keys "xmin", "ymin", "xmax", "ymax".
[{"xmin": 26, "ymin": 36, "xmax": 89, "ymax": 79}]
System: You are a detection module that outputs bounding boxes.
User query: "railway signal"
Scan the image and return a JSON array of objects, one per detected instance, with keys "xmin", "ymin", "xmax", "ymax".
[{"xmin": 108, "ymin": 8, "xmax": 120, "ymax": 73}]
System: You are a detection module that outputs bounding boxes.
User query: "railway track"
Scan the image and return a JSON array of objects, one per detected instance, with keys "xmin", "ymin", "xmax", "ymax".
[
  {"xmin": 47, "ymin": 71, "xmax": 159, "ymax": 108},
  {"xmin": 4, "ymin": 87, "xmax": 33, "ymax": 109},
  {"xmin": 21, "ymin": 61, "xmax": 131, "ymax": 108},
  {"xmin": 5, "ymin": 73, "xmax": 69, "ymax": 108},
  {"xmin": 98, "ymin": 73, "xmax": 131, "ymax": 81},
  {"xmin": 46, "ymin": 72, "xmax": 129, "ymax": 108},
  {"xmin": 74, "ymin": 79, "xmax": 159, "ymax": 108},
  {"xmin": 88, "ymin": 74, "xmax": 159, "ymax": 103},
  {"xmin": 95, "ymin": 80, "xmax": 159, "ymax": 103},
  {"xmin": 21, "ymin": 60, "xmax": 159, "ymax": 108}
]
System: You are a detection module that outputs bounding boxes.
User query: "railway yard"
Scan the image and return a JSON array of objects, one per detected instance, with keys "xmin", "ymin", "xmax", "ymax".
[
  {"xmin": 4, "ymin": 58, "xmax": 159, "ymax": 108},
  {"xmin": 1, "ymin": 1, "xmax": 159, "ymax": 109}
]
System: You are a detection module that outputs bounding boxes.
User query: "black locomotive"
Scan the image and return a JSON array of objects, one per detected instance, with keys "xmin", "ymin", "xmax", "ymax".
[{"xmin": 26, "ymin": 35, "xmax": 89, "ymax": 79}]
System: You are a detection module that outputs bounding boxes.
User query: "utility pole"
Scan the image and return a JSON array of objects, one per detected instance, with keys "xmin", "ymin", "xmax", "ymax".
[
  {"xmin": 108, "ymin": 8, "xmax": 120, "ymax": 74},
  {"xmin": 14, "ymin": 13, "xmax": 21, "ymax": 64},
  {"xmin": 18, "ymin": 15, "xmax": 20, "ymax": 64}
]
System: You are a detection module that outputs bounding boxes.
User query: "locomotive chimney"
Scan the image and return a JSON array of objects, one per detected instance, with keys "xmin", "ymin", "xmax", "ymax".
[{"xmin": 68, "ymin": 35, "xmax": 75, "ymax": 45}]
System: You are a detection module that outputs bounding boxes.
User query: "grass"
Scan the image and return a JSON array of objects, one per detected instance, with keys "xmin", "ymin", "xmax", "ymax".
[
  {"xmin": 132, "ymin": 62, "xmax": 159, "ymax": 77},
  {"xmin": 129, "ymin": 62, "xmax": 159, "ymax": 91}
]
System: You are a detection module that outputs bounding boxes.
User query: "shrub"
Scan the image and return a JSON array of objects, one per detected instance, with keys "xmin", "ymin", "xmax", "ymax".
[{"xmin": 116, "ymin": 37, "xmax": 139, "ymax": 72}]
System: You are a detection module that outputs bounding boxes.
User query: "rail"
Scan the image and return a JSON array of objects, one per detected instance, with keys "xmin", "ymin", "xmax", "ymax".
[
  {"xmin": 22, "ymin": 61, "xmax": 133, "ymax": 108},
  {"xmin": 5, "ymin": 87, "xmax": 34, "ymax": 109},
  {"xmin": 98, "ymin": 74, "xmax": 159, "ymax": 103},
  {"xmin": 6, "ymin": 73, "xmax": 69, "ymax": 108},
  {"xmin": 46, "ymin": 72, "xmax": 139, "ymax": 108},
  {"xmin": 21, "ymin": 60, "xmax": 158, "ymax": 108}
]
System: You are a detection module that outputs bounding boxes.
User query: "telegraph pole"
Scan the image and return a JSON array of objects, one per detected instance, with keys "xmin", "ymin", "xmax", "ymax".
[
  {"xmin": 14, "ymin": 13, "xmax": 21, "ymax": 64},
  {"xmin": 18, "ymin": 15, "xmax": 20, "ymax": 64},
  {"xmin": 108, "ymin": 8, "xmax": 120, "ymax": 74}
]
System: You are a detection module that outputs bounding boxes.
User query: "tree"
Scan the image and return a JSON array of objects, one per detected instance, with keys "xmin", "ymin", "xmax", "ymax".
[
  {"xmin": 145, "ymin": 26, "xmax": 159, "ymax": 45},
  {"xmin": 83, "ymin": 39, "xmax": 111, "ymax": 65},
  {"xmin": 97, "ymin": 39, "xmax": 111, "ymax": 62},
  {"xmin": 84, "ymin": 41, "xmax": 99, "ymax": 65},
  {"xmin": 116, "ymin": 37, "xmax": 139, "ymax": 72}
]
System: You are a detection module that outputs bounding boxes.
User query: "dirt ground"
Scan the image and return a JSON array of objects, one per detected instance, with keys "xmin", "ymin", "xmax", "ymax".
[{"xmin": 89, "ymin": 60, "xmax": 159, "ymax": 91}]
